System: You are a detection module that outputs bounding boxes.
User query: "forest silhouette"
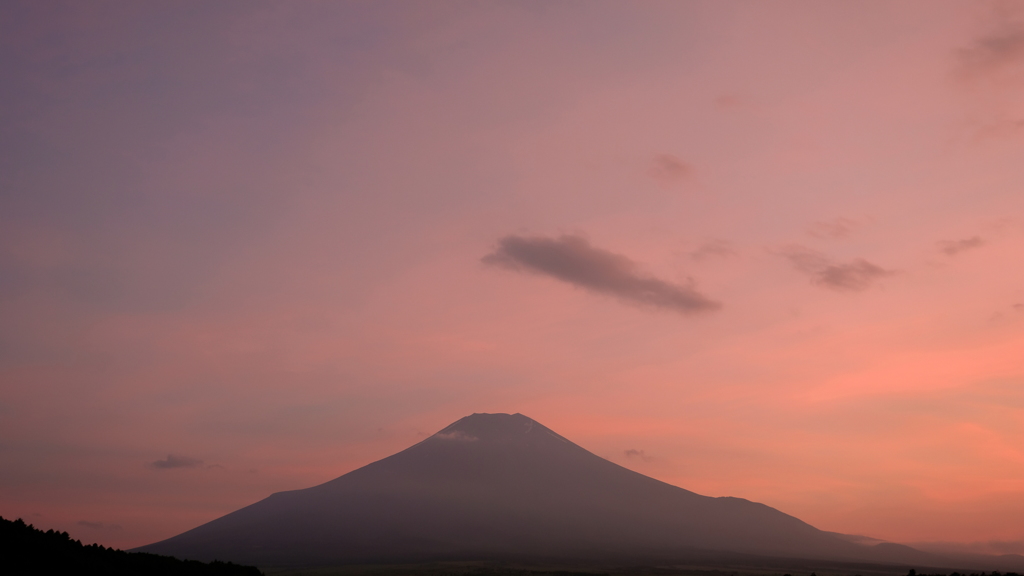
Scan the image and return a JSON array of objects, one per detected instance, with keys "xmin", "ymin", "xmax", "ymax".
[{"xmin": 1, "ymin": 515, "xmax": 262, "ymax": 576}]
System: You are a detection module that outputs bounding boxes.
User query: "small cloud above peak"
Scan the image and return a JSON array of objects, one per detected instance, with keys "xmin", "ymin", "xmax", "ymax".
[
  {"xmin": 781, "ymin": 246, "xmax": 893, "ymax": 292},
  {"xmin": 151, "ymin": 454, "xmax": 204, "ymax": 470},
  {"xmin": 624, "ymin": 449, "xmax": 653, "ymax": 462},
  {"xmin": 938, "ymin": 236, "xmax": 985, "ymax": 256},
  {"xmin": 483, "ymin": 234, "xmax": 720, "ymax": 314}
]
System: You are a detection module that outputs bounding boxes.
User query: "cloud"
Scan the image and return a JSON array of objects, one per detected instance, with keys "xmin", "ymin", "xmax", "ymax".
[
  {"xmin": 151, "ymin": 454, "xmax": 204, "ymax": 469},
  {"xmin": 649, "ymin": 154, "xmax": 691, "ymax": 185},
  {"xmin": 938, "ymin": 236, "xmax": 985, "ymax": 256},
  {"xmin": 483, "ymin": 234, "xmax": 721, "ymax": 314},
  {"xmin": 952, "ymin": 6, "xmax": 1024, "ymax": 139},
  {"xmin": 958, "ymin": 14, "xmax": 1024, "ymax": 79},
  {"xmin": 624, "ymin": 448, "xmax": 653, "ymax": 461},
  {"xmin": 689, "ymin": 239, "xmax": 735, "ymax": 261},
  {"xmin": 807, "ymin": 217, "xmax": 859, "ymax": 240},
  {"xmin": 781, "ymin": 246, "xmax": 893, "ymax": 292}
]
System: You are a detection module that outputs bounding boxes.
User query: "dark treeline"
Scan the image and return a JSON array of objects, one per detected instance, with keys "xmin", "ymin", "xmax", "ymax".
[{"xmin": 0, "ymin": 516, "xmax": 262, "ymax": 576}]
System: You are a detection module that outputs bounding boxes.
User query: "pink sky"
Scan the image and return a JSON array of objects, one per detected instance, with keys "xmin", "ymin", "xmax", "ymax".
[{"xmin": 1, "ymin": 0, "xmax": 1023, "ymax": 552}]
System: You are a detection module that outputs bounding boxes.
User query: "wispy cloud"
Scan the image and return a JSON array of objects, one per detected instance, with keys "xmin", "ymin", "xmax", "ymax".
[
  {"xmin": 624, "ymin": 448, "xmax": 653, "ymax": 461},
  {"xmin": 953, "ymin": 6, "xmax": 1024, "ymax": 140},
  {"xmin": 807, "ymin": 217, "xmax": 860, "ymax": 240},
  {"xmin": 958, "ymin": 12, "xmax": 1024, "ymax": 79},
  {"xmin": 483, "ymin": 234, "xmax": 720, "ymax": 314},
  {"xmin": 781, "ymin": 246, "xmax": 893, "ymax": 291},
  {"xmin": 151, "ymin": 454, "xmax": 204, "ymax": 470},
  {"xmin": 649, "ymin": 154, "xmax": 691, "ymax": 186},
  {"xmin": 689, "ymin": 239, "xmax": 735, "ymax": 261},
  {"xmin": 938, "ymin": 236, "xmax": 985, "ymax": 256}
]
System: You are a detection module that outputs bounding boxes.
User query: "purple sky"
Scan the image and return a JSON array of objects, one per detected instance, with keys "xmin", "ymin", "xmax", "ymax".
[{"xmin": 2, "ymin": 1, "xmax": 1024, "ymax": 553}]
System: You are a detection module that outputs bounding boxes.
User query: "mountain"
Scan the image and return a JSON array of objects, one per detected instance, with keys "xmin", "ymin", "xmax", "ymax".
[{"xmin": 135, "ymin": 413, "xmax": 910, "ymax": 567}]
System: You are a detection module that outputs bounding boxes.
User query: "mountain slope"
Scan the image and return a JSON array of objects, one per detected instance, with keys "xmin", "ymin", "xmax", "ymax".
[{"xmin": 138, "ymin": 413, "xmax": 870, "ymax": 566}]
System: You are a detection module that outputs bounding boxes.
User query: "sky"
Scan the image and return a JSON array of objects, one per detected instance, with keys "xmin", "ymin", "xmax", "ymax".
[{"xmin": 1, "ymin": 0, "xmax": 1023, "ymax": 553}]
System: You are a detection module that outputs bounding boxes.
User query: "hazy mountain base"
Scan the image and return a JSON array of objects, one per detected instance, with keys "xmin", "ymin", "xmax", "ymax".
[
  {"xmin": 826, "ymin": 534, "xmax": 1024, "ymax": 573},
  {"xmin": 261, "ymin": 553, "xmax": 1022, "ymax": 576}
]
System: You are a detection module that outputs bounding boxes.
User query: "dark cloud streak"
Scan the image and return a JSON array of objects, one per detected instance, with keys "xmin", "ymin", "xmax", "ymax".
[
  {"xmin": 938, "ymin": 236, "xmax": 984, "ymax": 256},
  {"xmin": 782, "ymin": 246, "xmax": 893, "ymax": 292},
  {"xmin": 483, "ymin": 235, "xmax": 720, "ymax": 314},
  {"xmin": 649, "ymin": 154, "xmax": 691, "ymax": 186},
  {"xmin": 807, "ymin": 217, "xmax": 859, "ymax": 239},
  {"xmin": 958, "ymin": 21, "xmax": 1024, "ymax": 78},
  {"xmin": 151, "ymin": 454, "xmax": 204, "ymax": 470}
]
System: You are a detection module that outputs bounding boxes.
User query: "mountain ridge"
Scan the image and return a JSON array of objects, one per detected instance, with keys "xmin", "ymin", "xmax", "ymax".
[{"xmin": 135, "ymin": 413, "xmax": 1005, "ymax": 570}]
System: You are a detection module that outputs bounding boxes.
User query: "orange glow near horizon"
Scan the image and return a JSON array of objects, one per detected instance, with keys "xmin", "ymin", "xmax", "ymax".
[{"xmin": 1, "ymin": 0, "xmax": 1023, "ymax": 553}]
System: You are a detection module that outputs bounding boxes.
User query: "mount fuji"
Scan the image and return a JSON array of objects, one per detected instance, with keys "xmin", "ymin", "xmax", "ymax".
[{"xmin": 137, "ymin": 413, "xmax": 918, "ymax": 567}]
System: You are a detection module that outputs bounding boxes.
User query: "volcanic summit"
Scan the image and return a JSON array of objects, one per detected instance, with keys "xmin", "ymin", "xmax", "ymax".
[{"xmin": 138, "ymin": 413, "xmax": 868, "ymax": 566}]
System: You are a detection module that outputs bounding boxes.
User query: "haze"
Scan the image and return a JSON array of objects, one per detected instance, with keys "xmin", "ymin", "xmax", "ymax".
[{"xmin": 1, "ymin": 0, "xmax": 1023, "ymax": 555}]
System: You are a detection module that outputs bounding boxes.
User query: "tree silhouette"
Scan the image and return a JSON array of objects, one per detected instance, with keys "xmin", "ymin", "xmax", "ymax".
[{"xmin": 0, "ymin": 516, "xmax": 262, "ymax": 576}]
